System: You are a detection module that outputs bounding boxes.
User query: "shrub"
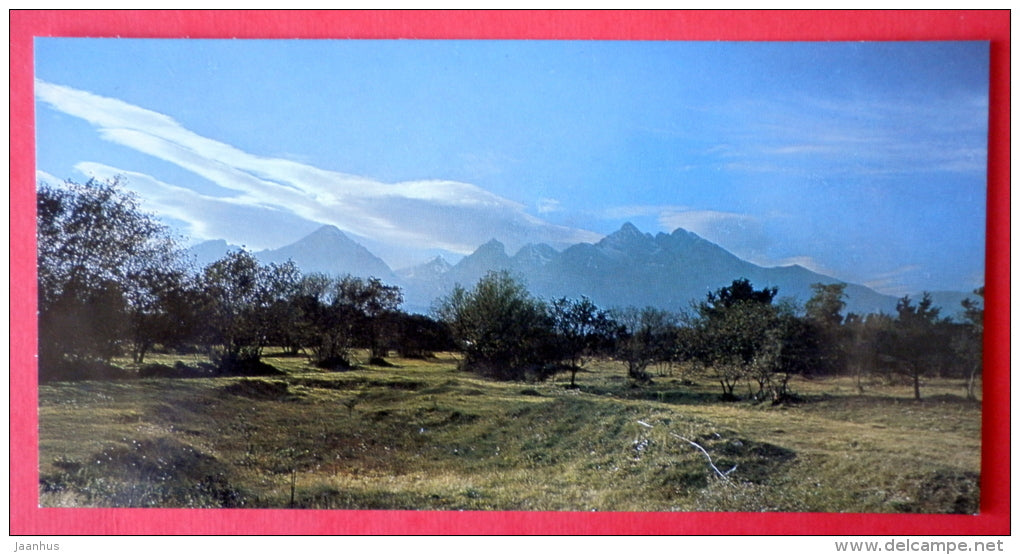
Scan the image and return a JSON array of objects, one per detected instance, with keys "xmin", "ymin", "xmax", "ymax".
[{"xmin": 434, "ymin": 271, "xmax": 557, "ymax": 381}]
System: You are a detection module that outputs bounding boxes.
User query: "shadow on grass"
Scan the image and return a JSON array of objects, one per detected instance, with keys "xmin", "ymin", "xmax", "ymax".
[
  {"xmin": 291, "ymin": 376, "xmax": 427, "ymax": 391},
  {"xmin": 605, "ymin": 385, "xmax": 981, "ymax": 409},
  {"xmin": 575, "ymin": 383, "xmax": 738, "ymax": 405}
]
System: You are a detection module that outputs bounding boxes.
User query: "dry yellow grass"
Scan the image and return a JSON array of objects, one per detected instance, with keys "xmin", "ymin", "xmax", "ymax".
[{"xmin": 38, "ymin": 351, "xmax": 981, "ymax": 512}]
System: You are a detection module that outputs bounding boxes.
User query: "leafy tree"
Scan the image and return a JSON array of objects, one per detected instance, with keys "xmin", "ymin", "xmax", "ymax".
[
  {"xmin": 687, "ymin": 279, "xmax": 782, "ymax": 400},
  {"xmin": 752, "ymin": 302, "xmax": 823, "ymax": 402},
  {"xmin": 393, "ymin": 312, "xmax": 455, "ymax": 359},
  {"xmin": 126, "ymin": 268, "xmax": 203, "ymax": 364},
  {"xmin": 261, "ymin": 262, "xmax": 306, "ymax": 356},
  {"xmin": 200, "ymin": 250, "xmax": 299, "ymax": 371},
  {"xmin": 612, "ymin": 306, "xmax": 676, "ymax": 384},
  {"xmin": 334, "ymin": 276, "xmax": 403, "ymax": 360},
  {"xmin": 308, "ymin": 302, "xmax": 361, "ymax": 370},
  {"xmin": 287, "ymin": 274, "xmax": 405, "ymax": 367},
  {"xmin": 804, "ymin": 282, "xmax": 847, "ymax": 327},
  {"xmin": 285, "ymin": 273, "xmax": 348, "ymax": 365},
  {"xmin": 842, "ymin": 312, "xmax": 893, "ymax": 393},
  {"xmin": 37, "ymin": 177, "xmax": 184, "ymax": 378},
  {"xmin": 700, "ymin": 278, "xmax": 778, "ymax": 316},
  {"xmin": 434, "ymin": 271, "xmax": 555, "ymax": 380},
  {"xmin": 879, "ymin": 292, "xmax": 951, "ymax": 400},
  {"xmin": 801, "ymin": 283, "xmax": 848, "ymax": 376},
  {"xmin": 955, "ymin": 287, "xmax": 984, "ymax": 400},
  {"xmin": 548, "ymin": 296, "xmax": 617, "ymax": 387},
  {"xmin": 266, "ymin": 273, "xmax": 331, "ymax": 357}
]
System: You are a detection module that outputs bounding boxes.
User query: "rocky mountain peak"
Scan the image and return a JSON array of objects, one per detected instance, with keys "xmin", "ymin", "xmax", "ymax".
[
  {"xmin": 476, "ymin": 238, "xmax": 507, "ymax": 254},
  {"xmin": 512, "ymin": 243, "xmax": 559, "ymax": 267},
  {"xmin": 598, "ymin": 222, "xmax": 658, "ymax": 256},
  {"xmin": 396, "ymin": 255, "xmax": 452, "ymax": 280}
]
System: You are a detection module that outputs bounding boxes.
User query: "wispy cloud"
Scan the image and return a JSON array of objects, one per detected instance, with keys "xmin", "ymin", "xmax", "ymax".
[
  {"xmin": 862, "ymin": 265, "xmax": 924, "ymax": 297},
  {"xmin": 769, "ymin": 255, "xmax": 834, "ymax": 276},
  {"xmin": 603, "ymin": 204, "xmax": 688, "ymax": 220},
  {"xmin": 71, "ymin": 162, "xmax": 316, "ymax": 250},
  {"xmin": 706, "ymin": 93, "xmax": 989, "ymax": 177},
  {"xmin": 36, "ymin": 170, "xmax": 62, "ymax": 186},
  {"xmin": 536, "ymin": 198, "xmax": 561, "ymax": 214},
  {"xmin": 36, "ymin": 80, "xmax": 601, "ymax": 257},
  {"xmin": 657, "ymin": 209, "xmax": 769, "ymax": 261},
  {"xmin": 610, "ymin": 207, "xmax": 834, "ymax": 275}
]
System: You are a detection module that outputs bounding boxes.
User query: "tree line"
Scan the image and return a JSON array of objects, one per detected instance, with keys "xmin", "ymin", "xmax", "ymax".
[
  {"xmin": 38, "ymin": 177, "xmax": 984, "ymax": 401},
  {"xmin": 37, "ymin": 178, "xmax": 453, "ymax": 381},
  {"xmin": 433, "ymin": 270, "xmax": 983, "ymax": 402}
]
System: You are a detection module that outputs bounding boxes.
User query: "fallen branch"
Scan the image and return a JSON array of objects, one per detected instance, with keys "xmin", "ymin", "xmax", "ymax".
[
  {"xmin": 670, "ymin": 433, "xmax": 736, "ymax": 481},
  {"xmin": 637, "ymin": 420, "xmax": 735, "ymax": 481}
]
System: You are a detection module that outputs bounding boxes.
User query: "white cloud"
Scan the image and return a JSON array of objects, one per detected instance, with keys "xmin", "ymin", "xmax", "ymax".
[
  {"xmin": 658, "ymin": 209, "xmax": 768, "ymax": 259},
  {"xmin": 536, "ymin": 198, "xmax": 561, "ymax": 214},
  {"xmin": 769, "ymin": 255, "xmax": 834, "ymax": 275},
  {"xmin": 603, "ymin": 204, "xmax": 686, "ymax": 220},
  {"xmin": 655, "ymin": 208, "xmax": 845, "ymax": 276},
  {"xmin": 861, "ymin": 265, "xmax": 923, "ymax": 297},
  {"xmin": 710, "ymin": 93, "xmax": 988, "ymax": 178},
  {"xmin": 73, "ymin": 162, "xmax": 317, "ymax": 249},
  {"xmin": 600, "ymin": 205, "xmax": 778, "ymax": 266},
  {"xmin": 36, "ymin": 80, "xmax": 601, "ymax": 258},
  {"xmin": 35, "ymin": 170, "xmax": 62, "ymax": 186}
]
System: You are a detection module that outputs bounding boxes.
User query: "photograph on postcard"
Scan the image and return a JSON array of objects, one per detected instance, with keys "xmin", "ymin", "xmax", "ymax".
[{"xmin": 34, "ymin": 38, "xmax": 988, "ymax": 512}]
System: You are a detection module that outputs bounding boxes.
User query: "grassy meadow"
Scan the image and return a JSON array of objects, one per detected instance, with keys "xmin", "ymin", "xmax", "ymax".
[{"xmin": 38, "ymin": 350, "xmax": 981, "ymax": 513}]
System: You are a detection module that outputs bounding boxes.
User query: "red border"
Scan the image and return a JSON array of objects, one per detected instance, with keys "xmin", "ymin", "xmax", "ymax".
[{"xmin": 10, "ymin": 10, "xmax": 1010, "ymax": 535}]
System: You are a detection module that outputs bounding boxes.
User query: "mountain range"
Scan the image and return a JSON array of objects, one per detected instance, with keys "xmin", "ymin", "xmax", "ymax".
[
  {"xmin": 188, "ymin": 223, "xmax": 978, "ymax": 317},
  {"xmin": 187, "ymin": 225, "xmax": 396, "ymax": 282}
]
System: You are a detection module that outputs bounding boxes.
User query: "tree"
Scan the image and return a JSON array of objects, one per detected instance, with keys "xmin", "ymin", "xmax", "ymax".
[
  {"xmin": 334, "ymin": 276, "xmax": 403, "ymax": 360},
  {"xmin": 302, "ymin": 281, "xmax": 361, "ymax": 370},
  {"xmin": 804, "ymin": 282, "xmax": 847, "ymax": 327},
  {"xmin": 700, "ymin": 278, "xmax": 778, "ymax": 316},
  {"xmin": 126, "ymin": 268, "xmax": 202, "ymax": 364},
  {"xmin": 879, "ymin": 292, "xmax": 951, "ymax": 400},
  {"xmin": 842, "ymin": 312, "xmax": 893, "ymax": 393},
  {"xmin": 687, "ymin": 279, "xmax": 782, "ymax": 400},
  {"xmin": 548, "ymin": 296, "xmax": 617, "ymax": 387},
  {"xmin": 288, "ymin": 274, "xmax": 406, "ymax": 368},
  {"xmin": 393, "ymin": 312, "xmax": 455, "ymax": 359},
  {"xmin": 282, "ymin": 273, "xmax": 354, "ymax": 367},
  {"xmin": 801, "ymin": 283, "xmax": 848, "ymax": 376},
  {"xmin": 955, "ymin": 287, "xmax": 984, "ymax": 400},
  {"xmin": 753, "ymin": 302, "xmax": 822, "ymax": 402},
  {"xmin": 434, "ymin": 271, "xmax": 555, "ymax": 380},
  {"xmin": 612, "ymin": 306, "xmax": 676, "ymax": 384},
  {"xmin": 200, "ymin": 250, "xmax": 300, "ymax": 371},
  {"xmin": 37, "ymin": 177, "xmax": 184, "ymax": 378}
]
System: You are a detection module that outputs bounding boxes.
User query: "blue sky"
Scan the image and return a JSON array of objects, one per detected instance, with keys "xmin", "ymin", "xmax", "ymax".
[{"xmin": 34, "ymin": 39, "xmax": 989, "ymax": 295}]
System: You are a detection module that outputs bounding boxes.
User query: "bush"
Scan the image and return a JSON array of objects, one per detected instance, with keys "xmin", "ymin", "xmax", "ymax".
[
  {"xmin": 314, "ymin": 355, "xmax": 353, "ymax": 371},
  {"xmin": 40, "ymin": 358, "xmax": 131, "ymax": 382},
  {"xmin": 434, "ymin": 271, "xmax": 557, "ymax": 381},
  {"xmin": 212, "ymin": 352, "xmax": 283, "ymax": 377},
  {"xmin": 137, "ymin": 363, "xmax": 176, "ymax": 378}
]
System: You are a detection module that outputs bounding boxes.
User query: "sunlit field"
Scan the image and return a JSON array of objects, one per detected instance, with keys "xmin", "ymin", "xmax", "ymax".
[{"xmin": 39, "ymin": 349, "xmax": 981, "ymax": 513}]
